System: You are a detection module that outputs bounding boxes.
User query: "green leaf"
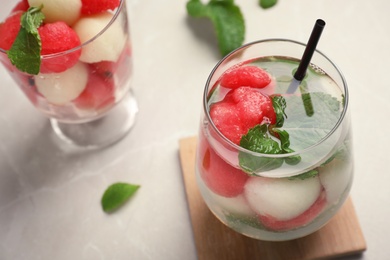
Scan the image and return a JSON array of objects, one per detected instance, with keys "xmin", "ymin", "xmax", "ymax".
[
  {"xmin": 239, "ymin": 124, "xmax": 284, "ymax": 173},
  {"xmin": 7, "ymin": 6, "xmax": 44, "ymax": 75},
  {"xmin": 281, "ymin": 92, "xmax": 342, "ymax": 151},
  {"xmin": 301, "ymin": 93, "xmax": 314, "ymax": 117},
  {"xmin": 21, "ymin": 6, "xmax": 45, "ymax": 32},
  {"xmin": 240, "ymin": 124, "xmax": 282, "ymax": 154},
  {"xmin": 225, "ymin": 213, "xmax": 264, "ymax": 230},
  {"xmin": 288, "ymin": 169, "xmax": 319, "ymax": 180},
  {"xmin": 101, "ymin": 182, "xmax": 140, "ymax": 213},
  {"xmin": 271, "ymin": 95, "xmax": 287, "ymax": 127},
  {"xmin": 186, "ymin": 0, "xmax": 245, "ymax": 56},
  {"xmin": 259, "ymin": 0, "xmax": 278, "ymax": 9},
  {"xmin": 271, "ymin": 128, "xmax": 301, "ymax": 165}
]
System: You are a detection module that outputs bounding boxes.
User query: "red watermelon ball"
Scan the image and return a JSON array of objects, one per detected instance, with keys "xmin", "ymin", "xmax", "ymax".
[
  {"xmin": 38, "ymin": 22, "xmax": 82, "ymax": 73},
  {"xmin": 81, "ymin": 0, "xmax": 120, "ymax": 15},
  {"xmin": 199, "ymin": 139, "xmax": 249, "ymax": 197},
  {"xmin": 209, "ymin": 87, "xmax": 276, "ymax": 145},
  {"xmin": 73, "ymin": 72, "xmax": 115, "ymax": 110},
  {"xmin": 0, "ymin": 11, "xmax": 23, "ymax": 51},
  {"xmin": 12, "ymin": 0, "xmax": 30, "ymax": 12},
  {"xmin": 220, "ymin": 65, "xmax": 271, "ymax": 89}
]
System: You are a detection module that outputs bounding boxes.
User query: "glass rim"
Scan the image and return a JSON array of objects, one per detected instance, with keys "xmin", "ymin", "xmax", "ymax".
[
  {"xmin": 203, "ymin": 38, "xmax": 349, "ymax": 158},
  {"xmin": 0, "ymin": 0, "xmax": 124, "ymax": 58}
]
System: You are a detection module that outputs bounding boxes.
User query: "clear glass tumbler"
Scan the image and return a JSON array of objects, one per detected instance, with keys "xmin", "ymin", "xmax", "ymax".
[
  {"xmin": 0, "ymin": 0, "xmax": 137, "ymax": 148},
  {"xmin": 195, "ymin": 39, "xmax": 353, "ymax": 241}
]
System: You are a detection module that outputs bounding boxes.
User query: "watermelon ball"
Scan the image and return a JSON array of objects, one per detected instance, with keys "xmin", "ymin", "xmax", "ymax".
[
  {"xmin": 210, "ymin": 87, "xmax": 276, "ymax": 145},
  {"xmin": 38, "ymin": 22, "xmax": 82, "ymax": 73},
  {"xmin": 90, "ymin": 43, "xmax": 132, "ymax": 78},
  {"xmin": 90, "ymin": 60, "xmax": 117, "ymax": 78},
  {"xmin": 210, "ymin": 101, "xmax": 245, "ymax": 145},
  {"xmin": 258, "ymin": 190, "xmax": 327, "ymax": 231},
  {"xmin": 244, "ymin": 176, "xmax": 324, "ymax": 231},
  {"xmin": 232, "ymin": 86, "xmax": 276, "ymax": 128},
  {"xmin": 0, "ymin": 11, "xmax": 23, "ymax": 51},
  {"xmin": 199, "ymin": 138, "xmax": 249, "ymax": 197},
  {"xmin": 35, "ymin": 62, "xmax": 88, "ymax": 105},
  {"xmin": 73, "ymin": 72, "xmax": 115, "ymax": 110},
  {"xmin": 73, "ymin": 12, "xmax": 127, "ymax": 63},
  {"xmin": 220, "ymin": 65, "xmax": 271, "ymax": 89},
  {"xmin": 28, "ymin": 0, "xmax": 81, "ymax": 26},
  {"xmin": 81, "ymin": 0, "xmax": 120, "ymax": 15},
  {"xmin": 11, "ymin": 0, "xmax": 30, "ymax": 12}
]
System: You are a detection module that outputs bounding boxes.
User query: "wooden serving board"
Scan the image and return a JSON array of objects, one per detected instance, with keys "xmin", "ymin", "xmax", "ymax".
[{"xmin": 179, "ymin": 136, "xmax": 366, "ymax": 260}]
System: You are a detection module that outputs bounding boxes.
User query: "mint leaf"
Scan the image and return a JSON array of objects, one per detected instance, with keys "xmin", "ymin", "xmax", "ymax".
[
  {"xmin": 239, "ymin": 124, "xmax": 284, "ymax": 172},
  {"xmin": 7, "ymin": 6, "xmax": 44, "ymax": 75},
  {"xmin": 186, "ymin": 0, "xmax": 245, "ymax": 56},
  {"xmin": 271, "ymin": 128, "xmax": 301, "ymax": 165},
  {"xmin": 238, "ymin": 95, "xmax": 301, "ymax": 173},
  {"xmin": 240, "ymin": 124, "xmax": 282, "ymax": 154},
  {"xmin": 259, "ymin": 0, "xmax": 278, "ymax": 9},
  {"xmin": 281, "ymin": 92, "xmax": 342, "ymax": 151},
  {"xmin": 301, "ymin": 92, "xmax": 314, "ymax": 117},
  {"xmin": 288, "ymin": 169, "xmax": 319, "ymax": 180},
  {"xmin": 225, "ymin": 213, "xmax": 265, "ymax": 230},
  {"xmin": 271, "ymin": 95, "xmax": 287, "ymax": 127},
  {"xmin": 101, "ymin": 182, "xmax": 140, "ymax": 213},
  {"xmin": 22, "ymin": 6, "xmax": 45, "ymax": 32}
]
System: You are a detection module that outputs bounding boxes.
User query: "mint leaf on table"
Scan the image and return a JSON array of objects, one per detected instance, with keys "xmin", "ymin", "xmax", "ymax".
[
  {"xmin": 259, "ymin": 0, "xmax": 278, "ymax": 9},
  {"xmin": 7, "ymin": 6, "xmax": 44, "ymax": 75},
  {"xmin": 186, "ymin": 0, "xmax": 245, "ymax": 56},
  {"xmin": 101, "ymin": 182, "xmax": 140, "ymax": 213}
]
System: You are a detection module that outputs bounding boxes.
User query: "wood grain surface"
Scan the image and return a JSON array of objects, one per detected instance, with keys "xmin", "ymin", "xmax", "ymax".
[{"xmin": 179, "ymin": 136, "xmax": 366, "ymax": 260}]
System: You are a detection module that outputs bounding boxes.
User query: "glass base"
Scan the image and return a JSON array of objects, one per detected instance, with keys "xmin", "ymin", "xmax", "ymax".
[{"xmin": 50, "ymin": 90, "xmax": 138, "ymax": 149}]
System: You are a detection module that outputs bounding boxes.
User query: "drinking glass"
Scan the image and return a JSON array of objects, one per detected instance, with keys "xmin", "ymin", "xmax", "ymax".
[
  {"xmin": 195, "ymin": 39, "xmax": 353, "ymax": 241},
  {"xmin": 0, "ymin": 0, "xmax": 137, "ymax": 148}
]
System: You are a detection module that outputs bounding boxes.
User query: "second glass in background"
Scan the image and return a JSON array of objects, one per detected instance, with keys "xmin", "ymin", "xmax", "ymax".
[{"xmin": 0, "ymin": 0, "xmax": 137, "ymax": 148}]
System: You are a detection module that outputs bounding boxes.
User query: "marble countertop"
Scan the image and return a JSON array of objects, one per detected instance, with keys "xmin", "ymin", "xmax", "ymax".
[{"xmin": 1, "ymin": 0, "xmax": 389, "ymax": 259}]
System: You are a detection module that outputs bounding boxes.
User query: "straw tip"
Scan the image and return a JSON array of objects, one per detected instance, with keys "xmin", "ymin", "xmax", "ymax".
[{"xmin": 316, "ymin": 19, "xmax": 326, "ymax": 27}]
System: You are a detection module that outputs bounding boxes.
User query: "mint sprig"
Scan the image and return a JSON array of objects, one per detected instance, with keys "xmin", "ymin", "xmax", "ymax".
[
  {"xmin": 280, "ymin": 92, "xmax": 342, "ymax": 151},
  {"xmin": 7, "ymin": 6, "xmax": 44, "ymax": 75},
  {"xmin": 101, "ymin": 182, "xmax": 140, "ymax": 213},
  {"xmin": 238, "ymin": 92, "xmax": 342, "ymax": 177},
  {"xmin": 239, "ymin": 124, "xmax": 284, "ymax": 172},
  {"xmin": 186, "ymin": 0, "xmax": 278, "ymax": 57},
  {"xmin": 186, "ymin": 0, "xmax": 245, "ymax": 56},
  {"xmin": 238, "ymin": 95, "xmax": 301, "ymax": 173}
]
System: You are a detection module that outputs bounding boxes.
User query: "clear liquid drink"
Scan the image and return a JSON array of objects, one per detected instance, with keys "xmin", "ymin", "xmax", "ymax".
[{"xmin": 196, "ymin": 39, "xmax": 353, "ymax": 241}]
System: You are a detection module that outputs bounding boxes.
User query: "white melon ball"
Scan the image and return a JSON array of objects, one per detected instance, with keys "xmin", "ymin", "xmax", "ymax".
[
  {"xmin": 211, "ymin": 193, "xmax": 255, "ymax": 217},
  {"xmin": 244, "ymin": 176, "xmax": 321, "ymax": 221},
  {"xmin": 319, "ymin": 159, "xmax": 353, "ymax": 205},
  {"xmin": 73, "ymin": 12, "xmax": 127, "ymax": 63},
  {"xmin": 35, "ymin": 62, "xmax": 88, "ymax": 105},
  {"xmin": 28, "ymin": 0, "xmax": 81, "ymax": 26}
]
